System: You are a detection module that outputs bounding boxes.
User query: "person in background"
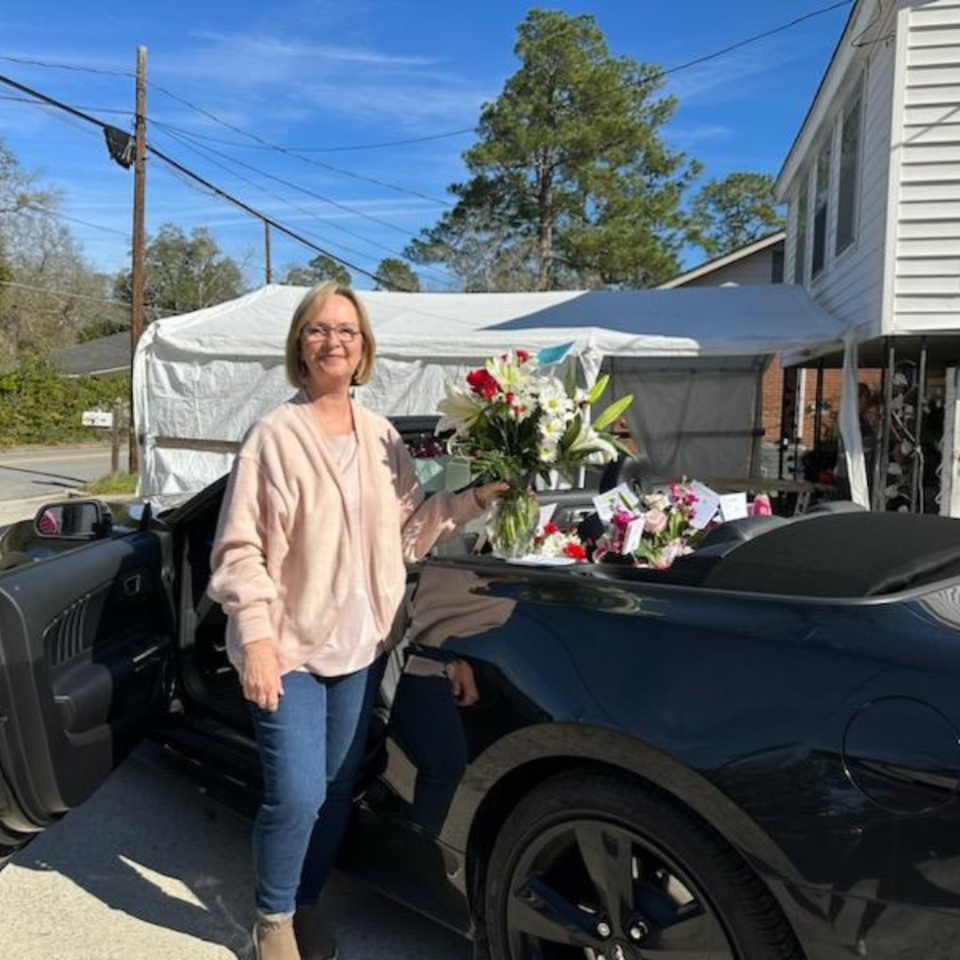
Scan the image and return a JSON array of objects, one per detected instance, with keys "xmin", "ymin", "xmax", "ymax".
[{"xmin": 208, "ymin": 282, "xmax": 505, "ymax": 960}]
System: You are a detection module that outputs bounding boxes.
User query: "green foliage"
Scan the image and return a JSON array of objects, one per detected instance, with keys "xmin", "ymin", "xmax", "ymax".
[
  {"xmin": 688, "ymin": 172, "xmax": 785, "ymax": 258},
  {"xmin": 114, "ymin": 223, "xmax": 245, "ymax": 316},
  {"xmin": 406, "ymin": 9, "xmax": 699, "ymax": 290},
  {"xmin": 281, "ymin": 254, "xmax": 351, "ymax": 287},
  {"xmin": 82, "ymin": 472, "xmax": 138, "ymax": 495},
  {"xmin": 77, "ymin": 316, "xmax": 129, "ymax": 342},
  {"xmin": 0, "ymin": 354, "xmax": 130, "ymax": 446},
  {"xmin": 374, "ymin": 257, "xmax": 420, "ymax": 292}
]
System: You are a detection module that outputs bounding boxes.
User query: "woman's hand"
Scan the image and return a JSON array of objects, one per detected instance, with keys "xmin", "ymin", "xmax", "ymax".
[
  {"xmin": 474, "ymin": 480, "xmax": 510, "ymax": 509},
  {"xmin": 241, "ymin": 638, "xmax": 284, "ymax": 711},
  {"xmin": 446, "ymin": 659, "xmax": 480, "ymax": 707}
]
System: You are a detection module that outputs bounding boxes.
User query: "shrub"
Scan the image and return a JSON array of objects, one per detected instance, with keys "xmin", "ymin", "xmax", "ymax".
[{"xmin": 0, "ymin": 354, "xmax": 130, "ymax": 446}]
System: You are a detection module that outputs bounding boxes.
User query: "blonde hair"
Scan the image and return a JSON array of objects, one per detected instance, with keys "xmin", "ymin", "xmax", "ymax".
[{"xmin": 285, "ymin": 281, "xmax": 376, "ymax": 388}]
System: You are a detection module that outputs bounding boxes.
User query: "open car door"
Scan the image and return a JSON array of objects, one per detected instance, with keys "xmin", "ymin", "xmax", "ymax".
[{"xmin": 0, "ymin": 526, "xmax": 176, "ymax": 864}]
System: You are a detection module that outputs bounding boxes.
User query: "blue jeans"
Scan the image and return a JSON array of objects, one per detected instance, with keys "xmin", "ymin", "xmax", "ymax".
[{"xmin": 248, "ymin": 659, "xmax": 384, "ymax": 914}]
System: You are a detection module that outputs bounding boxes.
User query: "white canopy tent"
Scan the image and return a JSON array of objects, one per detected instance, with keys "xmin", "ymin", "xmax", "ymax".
[{"xmin": 133, "ymin": 283, "xmax": 852, "ymax": 494}]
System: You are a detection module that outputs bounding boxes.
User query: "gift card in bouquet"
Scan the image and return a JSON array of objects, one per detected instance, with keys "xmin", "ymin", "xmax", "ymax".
[
  {"xmin": 622, "ymin": 515, "xmax": 646, "ymax": 554},
  {"xmin": 689, "ymin": 482, "xmax": 722, "ymax": 529},
  {"xmin": 592, "ymin": 483, "xmax": 641, "ymax": 523},
  {"xmin": 718, "ymin": 492, "xmax": 748, "ymax": 521}
]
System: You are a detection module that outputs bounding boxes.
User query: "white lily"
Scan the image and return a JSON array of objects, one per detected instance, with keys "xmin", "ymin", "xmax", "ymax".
[
  {"xmin": 436, "ymin": 383, "xmax": 482, "ymax": 438},
  {"xmin": 487, "ymin": 351, "xmax": 532, "ymax": 393},
  {"xmin": 567, "ymin": 421, "xmax": 618, "ymax": 463}
]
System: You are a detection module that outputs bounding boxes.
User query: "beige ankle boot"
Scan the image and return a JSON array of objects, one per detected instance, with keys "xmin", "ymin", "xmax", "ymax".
[
  {"xmin": 294, "ymin": 903, "xmax": 338, "ymax": 960},
  {"xmin": 254, "ymin": 911, "xmax": 301, "ymax": 960}
]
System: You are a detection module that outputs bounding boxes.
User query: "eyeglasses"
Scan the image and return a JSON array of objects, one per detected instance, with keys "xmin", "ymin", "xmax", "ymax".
[{"xmin": 303, "ymin": 324, "xmax": 363, "ymax": 343}]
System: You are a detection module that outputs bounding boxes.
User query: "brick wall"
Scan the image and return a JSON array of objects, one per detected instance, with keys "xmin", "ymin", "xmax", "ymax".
[{"xmin": 762, "ymin": 359, "xmax": 881, "ymax": 448}]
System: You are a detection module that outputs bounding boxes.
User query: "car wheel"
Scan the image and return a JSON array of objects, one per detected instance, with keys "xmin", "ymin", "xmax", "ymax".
[{"xmin": 485, "ymin": 771, "xmax": 802, "ymax": 960}]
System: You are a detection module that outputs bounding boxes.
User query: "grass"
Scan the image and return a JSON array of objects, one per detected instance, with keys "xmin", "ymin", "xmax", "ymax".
[{"xmin": 81, "ymin": 472, "xmax": 138, "ymax": 496}]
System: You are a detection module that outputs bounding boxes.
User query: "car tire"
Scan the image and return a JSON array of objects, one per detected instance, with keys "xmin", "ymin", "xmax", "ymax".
[{"xmin": 485, "ymin": 770, "xmax": 803, "ymax": 960}]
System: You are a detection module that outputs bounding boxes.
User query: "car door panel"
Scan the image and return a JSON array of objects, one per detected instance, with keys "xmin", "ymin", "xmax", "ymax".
[{"xmin": 0, "ymin": 530, "xmax": 174, "ymax": 844}]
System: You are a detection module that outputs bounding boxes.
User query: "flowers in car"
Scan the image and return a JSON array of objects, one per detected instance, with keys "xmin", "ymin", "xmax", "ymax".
[
  {"xmin": 533, "ymin": 521, "xmax": 588, "ymax": 561},
  {"xmin": 593, "ymin": 483, "xmax": 705, "ymax": 570}
]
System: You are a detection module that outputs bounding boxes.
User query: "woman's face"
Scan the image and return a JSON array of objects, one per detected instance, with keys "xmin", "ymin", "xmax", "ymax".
[{"xmin": 300, "ymin": 293, "xmax": 363, "ymax": 390}]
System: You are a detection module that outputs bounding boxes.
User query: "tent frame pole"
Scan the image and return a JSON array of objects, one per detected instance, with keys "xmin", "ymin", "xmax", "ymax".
[
  {"xmin": 812, "ymin": 360, "xmax": 825, "ymax": 478},
  {"xmin": 912, "ymin": 337, "xmax": 927, "ymax": 513},
  {"xmin": 874, "ymin": 338, "xmax": 896, "ymax": 511}
]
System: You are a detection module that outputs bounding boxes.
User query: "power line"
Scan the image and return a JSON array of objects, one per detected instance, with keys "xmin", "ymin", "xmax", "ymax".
[
  {"xmin": 146, "ymin": 144, "xmax": 404, "ymax": 288},
  {"xmin": 19, "ymin": 201, "xmax": 131, "ymax": 239},
  {"xmin": 1, "ymin": 278, "xmax": 133, "ymax": 310},
  {"xmin": 151, "ymin": 123, "xmax": 453, "ymax": 285},
  {"xmin": 148, "ymin": 86, "xmax": 452, "ymax": 207},
  {"xmin": 0, "ymin": 53, "xmax": 131, "ymax": 77},
  {"xmin": 150, "ymin": 126, "xmax": 433, "ymax": 280},
  {"xmin": 152, "ymin": 123, "xmax": 476, "ymax": 154},
  {"xmin": 149, "ymin": 119, "xmax": 425, "ymax": 240},
  {"xmin": 0, "ymin": 93, "xmax": 133, "ymax": 114},
  {"xmin": 0, "ymin": 71, "xmax": 418, "ymax": 291}
]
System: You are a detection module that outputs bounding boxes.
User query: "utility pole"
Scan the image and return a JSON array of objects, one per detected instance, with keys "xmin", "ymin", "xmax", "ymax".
[
  {"xmin": 129, "ymin": 45, "xmax": 147, "ymax": 475},
  {"xmin": 264, "ymin": 222, "xmax": 273, "ymax": 284}
]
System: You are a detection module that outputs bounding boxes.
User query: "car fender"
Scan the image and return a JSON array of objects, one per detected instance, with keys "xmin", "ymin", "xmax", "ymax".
[{"xmin": 446, "ymin": 720, "xmax": 800, "ymax": 884}]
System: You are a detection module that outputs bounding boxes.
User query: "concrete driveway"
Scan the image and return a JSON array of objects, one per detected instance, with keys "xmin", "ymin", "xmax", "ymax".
[{"xmin": 0, "ymin": 745, "xmax": 471, "ymax": 960}]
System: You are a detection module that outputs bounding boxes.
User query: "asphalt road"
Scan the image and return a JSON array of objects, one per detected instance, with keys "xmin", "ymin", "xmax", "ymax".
[
  {"xmin": 0, "ymin": 444, "xmax": 116, "ymax": 502},
  {"xmin": 0, "ymin": 744, "xmax": 472, "ymax": 960}
]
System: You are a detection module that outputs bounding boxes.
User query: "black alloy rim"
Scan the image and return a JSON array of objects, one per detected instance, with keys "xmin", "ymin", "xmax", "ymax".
[{"xmin": 505, "ymin": 817, "xmax": 737, "ymax": 959}]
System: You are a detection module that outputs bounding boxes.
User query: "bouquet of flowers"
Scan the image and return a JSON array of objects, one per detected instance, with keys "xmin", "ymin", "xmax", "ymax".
[
  {"xmin": 593, "ymin": 483, "xmax": 704, "ymax": 570},
  {"xmin": 533, "ymin": 521, "xmax": 588, "ymax": 561},
  {"xmin": 437, "ymin": 348, "xmax": 633, "ymax": 558}
]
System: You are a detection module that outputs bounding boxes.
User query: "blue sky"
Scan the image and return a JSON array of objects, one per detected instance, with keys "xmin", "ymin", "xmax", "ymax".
[{"xmin": 0, "ymin": 1, "xmax": 851, "ymax": 290}]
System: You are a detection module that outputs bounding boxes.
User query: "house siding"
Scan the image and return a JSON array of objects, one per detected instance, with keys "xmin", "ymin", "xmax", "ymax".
[
  {"xmin": 894, "ymin": 0, "xmax": 960, "ymax": 332},
  {"xmin": 678, "ymin": 250, "xmax": 778, "ymax": 288},
  {"xmin": 784, "ymin": 0, "xmax": 899, "ymax": 333}
]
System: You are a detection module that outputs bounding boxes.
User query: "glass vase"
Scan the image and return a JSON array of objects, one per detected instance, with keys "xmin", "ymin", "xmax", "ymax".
[{"xmin": 487, "ymin": 487, "xmax": 539, "ymax": 560}]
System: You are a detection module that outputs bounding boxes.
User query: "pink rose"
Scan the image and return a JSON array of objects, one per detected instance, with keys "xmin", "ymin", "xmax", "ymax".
[
  {"xmin": 748, "ymin": 494, "xmax": 772, "ymax": 517},
  {"xmin": 645, "ymin": 509, "xmax": 667, "ymax": 534}
]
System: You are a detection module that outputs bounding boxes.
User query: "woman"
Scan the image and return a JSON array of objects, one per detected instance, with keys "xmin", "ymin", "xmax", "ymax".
[{"xmin": 208, "ymin": 282, "xmax": 504, "ymax": 960}]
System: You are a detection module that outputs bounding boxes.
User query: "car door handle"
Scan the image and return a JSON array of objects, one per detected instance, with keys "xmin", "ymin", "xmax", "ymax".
[
  {"xmin": 122, "ymin": 574, "xmax": 142, "ymax": 598},
  {"xmin": 132, "ymin": 644, "xmax": 162, "ymax": 668}
]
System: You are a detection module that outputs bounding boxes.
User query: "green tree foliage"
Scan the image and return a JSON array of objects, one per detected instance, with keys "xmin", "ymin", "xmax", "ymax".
[
  {"xmin": 114, "ymin": 223, "xmax": 245, "ymax": 316},
  {"xmin": 374, "ymin": 258, "xmax": 421, "ymax": 292},
  {"xmin": 281, "ymin": 254, "xmax": 351, "ymax": 287},
  {"xmin": 0, "ymin": 353, "xmax": 130, "ymax": 446},
  {"xmin": 406, "ymin": 9, "xmax": 699, "ymax": 291},
  {"xmin": 689, "ymin": 172, "xmax": 785, "ymax": 258}
]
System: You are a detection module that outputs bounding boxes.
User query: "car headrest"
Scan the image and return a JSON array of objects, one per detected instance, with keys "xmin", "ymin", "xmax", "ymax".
[
  {"xmin": 598, "ymin": 455, "xmax": 654, "ymax": 494},
  {"xmin": 697, "ymin": 515, "xmax": 792, "ymax": 552}
]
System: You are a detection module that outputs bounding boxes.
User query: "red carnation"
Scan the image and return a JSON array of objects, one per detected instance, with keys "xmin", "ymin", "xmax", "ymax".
[
  {"xmin": 563, "ymin": 541, "xmax": 587, "ymax": 560},
  {"xmin": 516, "ymin": 349, "xmax": 530, "ymax": 362},
  {"xmin": 466, "ymin": 368, "xmax": 499, "ymax": 400},
  {"xmin": 543, "ymin": 521, "xmax": 559, "ymax": 535}
]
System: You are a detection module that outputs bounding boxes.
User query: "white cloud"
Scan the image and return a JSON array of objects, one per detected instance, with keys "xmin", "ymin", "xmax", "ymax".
[
  {"xmin": 148, "ymin": 30, "xmax": 488, "ymax": 132},
  {"xmin": 668, "ymin": 123, "xmax": 734, "ymax": 146},
  {"xmin": 185, "ymin": 30, "xmax": 440, "ymax": 68}
]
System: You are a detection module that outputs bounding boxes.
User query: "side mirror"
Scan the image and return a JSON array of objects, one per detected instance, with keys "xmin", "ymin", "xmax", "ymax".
[{"xmin": 33, "ymin": 500, "xmax": 113, "ymax": 540}]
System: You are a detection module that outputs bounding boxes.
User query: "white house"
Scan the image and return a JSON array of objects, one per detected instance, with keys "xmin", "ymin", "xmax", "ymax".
[{"xmin": 776, "ymin": 0, "xmax": 960, "ymax": 510}]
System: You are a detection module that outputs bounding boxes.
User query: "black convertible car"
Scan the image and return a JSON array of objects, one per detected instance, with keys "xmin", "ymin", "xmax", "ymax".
[{"xmin": 2, "ymin": 479, "xmax": 960, "ymax": 960}]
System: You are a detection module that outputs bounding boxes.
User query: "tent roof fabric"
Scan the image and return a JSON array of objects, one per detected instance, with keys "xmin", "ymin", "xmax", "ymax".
[{"xmin": 138, "ymin": 282, "xmax": 848, "ymax": 361}]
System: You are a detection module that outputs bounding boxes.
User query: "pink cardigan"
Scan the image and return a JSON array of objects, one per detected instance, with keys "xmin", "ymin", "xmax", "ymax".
[{"xmin": 207, "ymin": 394, "xmax": 484, "ymax": 673}]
